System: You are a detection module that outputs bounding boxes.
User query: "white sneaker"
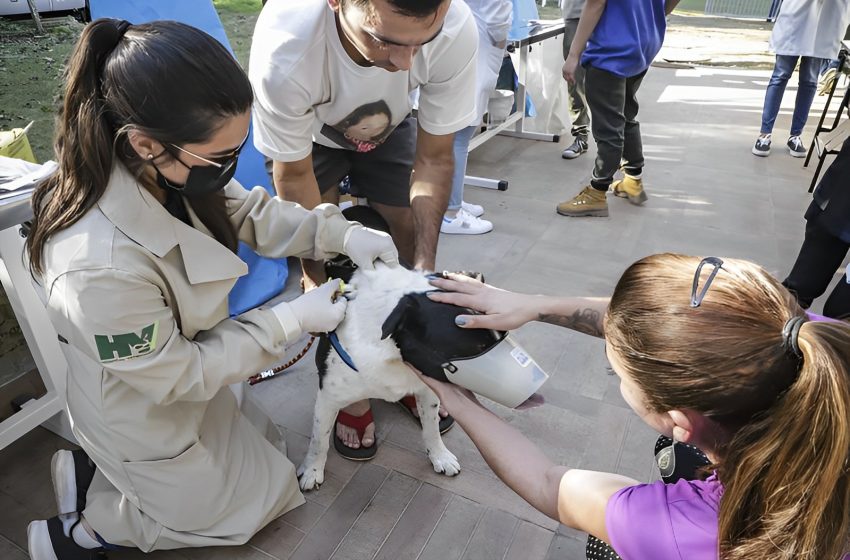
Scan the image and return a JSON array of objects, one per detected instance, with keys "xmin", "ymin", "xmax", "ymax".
[
  {"xmin": 460, "ymin": 201, "xmax": 484, "ymax": 218},
  {"xmin": 441, "ymin": 209, "xmax": 493, "ymax": 235},
  {"xmin": 52, "ymin": 450, "xmax": 78, "ymax": 516},
  {"xmin": 51, "ymin": 450, "xmax": 96, "ymax": 515},
  {"xmin": 787, "ymin": 135, "xmax": 807, "ymax": 158}
]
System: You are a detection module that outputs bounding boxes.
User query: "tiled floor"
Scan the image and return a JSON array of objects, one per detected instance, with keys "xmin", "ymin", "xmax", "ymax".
[{"xmin": 2, "ymin": 66, "xmax": 847, "ymax": 559}]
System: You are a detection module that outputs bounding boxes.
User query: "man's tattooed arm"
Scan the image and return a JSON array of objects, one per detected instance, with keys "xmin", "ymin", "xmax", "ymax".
[{"xmin": 538, "ymin": 308, "xmax": 604, "ymax": 338}]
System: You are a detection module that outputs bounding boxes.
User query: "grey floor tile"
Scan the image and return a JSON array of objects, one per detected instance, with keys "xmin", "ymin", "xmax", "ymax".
[
  {"xmin": 459, "ymin": 508, "xmax": 518, "ymax": 560},
  {"xmin": 290, "ymin": 464, "xmax": 388, "ymax": 560},
  {"xmin": 112, "ymin": 549, "xmax": 191, "ymax": 559},
  {"xmin": 544, "ymin": 333, "xmax": 613, "ymax": 405},
  {"xmin": 179, "ymin": 546, "xmax": 275, "ymax": 560},
  {"xmin": 0, "ymin": 534, "xmax": 27, "ymax": 560},
  {"xmin": 330, "ymin": 470, "xmax": 420, "ymax": 560},
  {"xmin": 373, "ymin": 483, "xmax": 452, "ymax": 560},
  {"xmin": 372, "ymin": 441, "xmax": 556, "ymax": 530},
  {"xmin": 381, "ymin": 403, "xmax": 494, "ymax": 479},
  {"xmin": 0, "ymin": 428, "xmax": 68, "ymax": 521},
  {"xmin": 0, "ymin": 488, "xmax": 41, "ymax": 550},
  {"xmin": 617, "ymin": 416, "xmax": 664, "ymax": 482},
  {"xmin": 280, "ymin": 499, "xmax": 327, "ymax": 533},
  {"xmin": 250, "ymin": 516, "xmax": 307, "ymax": 560},
  {"xmin": 504, "ymin": 521, "xmax": 555, "ymax": 560},
  {"xmin": 417, "ymin": 495, "xmax": 485, "ymax": 560},
  {"xmin": 577, "ymin": 403, "xmax": 635, "ymax": 474},
  {"xmin": 546, "ymin": 524, "xmax": 595, "ymax": 560},
  {"xmin": 251, "ymin": 366, "xmax": 321, "ymax": 439},
  {"xmin": 499, "ymin": 404, "xmax": 590, "ymax": 466},
  {"xmin": 302, "ymin": 470, "xmax": 353, "ymax": 509}
]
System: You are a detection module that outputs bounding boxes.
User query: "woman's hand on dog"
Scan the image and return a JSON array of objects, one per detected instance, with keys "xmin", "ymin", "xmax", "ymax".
[
  {"xmin": 411, "ymin": 365, "xmax": 546, "ymax": 414},
  {"xmin": 408, "ymin": 364, "xmax": 479, "ymax": 413},
  {"xmin": 427, "ymin": 273, "xmax": 541, "ymax": 330}
]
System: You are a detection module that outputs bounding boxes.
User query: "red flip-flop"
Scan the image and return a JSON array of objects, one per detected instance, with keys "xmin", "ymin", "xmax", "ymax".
[
  {"xmin": 334, "ymin": 408, "xmax": 377, "ymax": 461},
  {"xmin": 398, "ymin": 395, "xmax": 454, "ymax": 434}
]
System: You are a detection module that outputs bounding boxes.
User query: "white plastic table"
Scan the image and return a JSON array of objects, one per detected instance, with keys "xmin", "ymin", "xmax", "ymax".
[{"xmin": 465, "ymin": 20, "xmax": 566, "ymax": 191}]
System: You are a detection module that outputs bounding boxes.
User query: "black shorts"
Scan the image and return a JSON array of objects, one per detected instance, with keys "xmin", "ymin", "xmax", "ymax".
[{"xmin": 313, "ymin": 116, "xmax": 416, "ymax": 208}]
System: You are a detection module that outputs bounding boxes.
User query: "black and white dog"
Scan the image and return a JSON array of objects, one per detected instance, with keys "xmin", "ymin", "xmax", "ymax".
[
  {"xmin": 297, "ymin": 207, "xmax": 498, "ymax": 491},
  {"xmin": 297, "ymin": 264, "xmax": 462, "ymax": 490}
]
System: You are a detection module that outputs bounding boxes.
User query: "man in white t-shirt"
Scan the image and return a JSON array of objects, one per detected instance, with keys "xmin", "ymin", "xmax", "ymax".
[{"xmin": 249, "ymin": 0, "xmax": 477, "ymax": 458}]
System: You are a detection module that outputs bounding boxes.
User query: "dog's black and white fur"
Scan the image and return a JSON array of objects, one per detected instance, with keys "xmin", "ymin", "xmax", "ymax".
[{"xmin": 297, "ymin": 264, "xmax": 461, "ymax": 491}]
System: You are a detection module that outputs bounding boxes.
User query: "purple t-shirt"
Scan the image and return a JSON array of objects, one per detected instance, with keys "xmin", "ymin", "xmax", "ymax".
[
  {"xmin": 606, "ymin": 473, "xmax": 850, "ymax": 559},
  {"xmin": 606, "ymin": 475, "xmax": 723, "ymax": 559}
]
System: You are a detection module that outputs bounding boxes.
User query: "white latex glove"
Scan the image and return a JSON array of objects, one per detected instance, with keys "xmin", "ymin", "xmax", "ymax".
[
  {"xmin": 286, "ymin": 279, "xmax": 348, "ymax": 334},
  {"xmin": 343, "ymin": 226, "xmax": 400, "ymax": 270}
]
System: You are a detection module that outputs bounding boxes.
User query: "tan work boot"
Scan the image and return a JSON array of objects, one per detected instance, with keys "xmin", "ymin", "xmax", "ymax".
[
  {"xmin": 611, "ymin": 175, "xmax": 648, "ymax": 205},
  {"xmin": 818, "ymin": 67, "xmax": 837, "ymax": 96},
  {"xmin": 556, "ymin": 186, "xmax": 608, "ymax": 217}
]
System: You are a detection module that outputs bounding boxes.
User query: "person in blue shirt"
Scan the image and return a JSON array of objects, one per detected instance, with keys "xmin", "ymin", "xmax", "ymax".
[{"xmin": 557, "ymin": 0, "xmax": 680, "ymax": 218}]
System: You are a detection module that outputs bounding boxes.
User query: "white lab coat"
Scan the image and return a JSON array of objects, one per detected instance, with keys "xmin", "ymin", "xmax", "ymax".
[
  {"xmin": 770, "ymin": 0, "xmax": 850, "ymax": 59},
  {"xmin": 40, "ymin": 162, "xmax": 356, "ymax": 551},
  {"xmin": 464, "ymin": 0, "xmax": 513, "ymax": 124}
]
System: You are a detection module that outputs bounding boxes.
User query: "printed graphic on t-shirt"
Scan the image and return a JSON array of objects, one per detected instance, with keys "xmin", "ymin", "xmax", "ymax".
[{"xmin": 320, "ymin": 100, "xmax": 394, "ymax": 153}]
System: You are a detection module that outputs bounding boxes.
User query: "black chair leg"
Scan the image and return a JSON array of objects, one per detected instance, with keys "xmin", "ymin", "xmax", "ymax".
[{"xmin": 809, "ymin": 153, "xmax": 827, "ymax": 193}]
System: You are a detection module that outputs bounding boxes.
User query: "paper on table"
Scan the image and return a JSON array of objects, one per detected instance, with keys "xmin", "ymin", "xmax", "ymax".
[{"xmin": 0, "ymin": 156, "xmax": 58, "ymax": 199}]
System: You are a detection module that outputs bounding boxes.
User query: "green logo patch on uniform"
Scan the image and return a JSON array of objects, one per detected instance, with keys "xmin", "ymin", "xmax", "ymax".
[{"xmin": 94, "ymin": 322, "xmax": 159, "ymax": 363}]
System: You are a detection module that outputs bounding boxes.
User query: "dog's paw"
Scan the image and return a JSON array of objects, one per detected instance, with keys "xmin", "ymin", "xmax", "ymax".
[
  {"xmin": 428, "ymin": 449, "xmax": 460, "ymax": 477},
  {"xmin": 297, "ymin": 462, "xmax": 325, "ymax": 491}
]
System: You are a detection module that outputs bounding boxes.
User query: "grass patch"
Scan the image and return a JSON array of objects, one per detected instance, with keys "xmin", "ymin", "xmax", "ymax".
[
  {"xmin": 0, "ymin": 16, "xmax": 83, "ymax": 160},
  {"xmin": 213, "ymin": 0, "xmax": 263, "ymax": 15},
  {"xmin": 0, "ymin": 4, "xmax": 259, "ymax": 161}
]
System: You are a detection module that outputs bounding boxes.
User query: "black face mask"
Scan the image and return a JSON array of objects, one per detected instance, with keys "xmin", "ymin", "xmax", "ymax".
[{"xmin": 150, "ymin": 135, "xmax": 246, "ymax": 198}]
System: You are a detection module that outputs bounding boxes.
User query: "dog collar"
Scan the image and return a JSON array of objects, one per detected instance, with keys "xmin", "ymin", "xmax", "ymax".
[{"xmin": 328, "ymin": 331, "xmax": 358, "ymax": 372}]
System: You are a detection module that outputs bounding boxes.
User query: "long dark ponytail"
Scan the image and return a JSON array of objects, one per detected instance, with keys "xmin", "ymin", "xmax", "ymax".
[{"xmin": 27, "ymin": 18, "xmax": 253, "ymax": 275}]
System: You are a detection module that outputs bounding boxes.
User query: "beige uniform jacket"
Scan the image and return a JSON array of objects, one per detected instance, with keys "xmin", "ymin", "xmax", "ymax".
[{"xmin": 39, "ymin": 163, "xmax": 353, "ymax": 551}]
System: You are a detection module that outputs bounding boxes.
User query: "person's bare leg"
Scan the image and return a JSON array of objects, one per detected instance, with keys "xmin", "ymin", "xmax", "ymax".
[{"xmin": 369, "ymin": 202, "xmax": 415, "ymax": 265}]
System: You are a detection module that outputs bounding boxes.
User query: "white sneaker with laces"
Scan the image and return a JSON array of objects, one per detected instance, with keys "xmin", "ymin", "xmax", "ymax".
[
  {"xmin": 460, "ymin": 200, "xmax": 484, "ymax": 217},
  {"xmin": 752, "ymin": 135, "xmax": 771, "ymax": 157},
  {"xmin": 787, "ymin": 135, "xmax": 807, "ymax": 158},
  {"xmin": 441, "ymin": 208, "xmax": 493, "ymax": 235}
]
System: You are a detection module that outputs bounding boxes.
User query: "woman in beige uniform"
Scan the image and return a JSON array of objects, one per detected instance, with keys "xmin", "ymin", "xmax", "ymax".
[{"xmin": 25, "ymin": 18, "xmax": 398, "ymax": 559}]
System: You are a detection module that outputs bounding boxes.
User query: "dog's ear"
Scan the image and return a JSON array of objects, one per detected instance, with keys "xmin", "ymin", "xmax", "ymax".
[{"xmin": 380, "ymin": 294, "xmax": 418, "ymax": 340}]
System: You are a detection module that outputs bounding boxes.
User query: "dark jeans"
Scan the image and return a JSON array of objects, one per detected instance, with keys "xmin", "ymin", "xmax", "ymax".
[
  {"xmin": 563, "ymin": 18, "xmax": 589, "ymax": 139},
  {"xmin": 760, "ymin": 54, "xmax": 822, "ymax": 136},
  {"xmin": 821, "ymin": 58, "xmax": 841, "ymax": 75},
  {"xmin": 783, "ymin": 218, "xmax": 850, "ymax": 320},
  {"xmin": 584, "ymin": 65, "xmax": 647, "ymax": 191}
]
